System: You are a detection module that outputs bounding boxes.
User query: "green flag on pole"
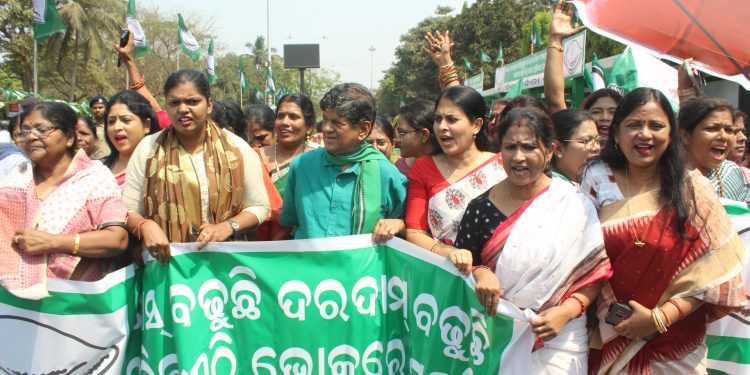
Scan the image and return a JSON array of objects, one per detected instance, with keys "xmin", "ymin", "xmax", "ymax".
[
  {"xmin": 126, "ymin": 0, "xmax": 149, "ymax": 58},
  {"xmin": 610, "ymin": 47, "xmax": 639, "ymax": 93},
  {"xmin": 239, "ymin": 59, "xmax": 249, "ymax": 93},
  {"xmin": 177, "ymin": 13, "xmax": 201, "ymax": 62},
  {"xmin": 266, "ymin": 66, "xmax": 276, "ymax": 95},
  {"xmin": 463, "ymin": 57, "xmax": 473, "ymax": 72},
  {"xmin": 480, "ymin": 51, "xmax": 492, "ymax": 63},
  {"xmin": 584, "ymin": 53, "xmax": 608, "ymax": 91},
  {"xmin": 506, "ymin": 77, "xmax": 524, "ymax": 99},
  {"xmin": 530, "ymin": 19, "xmax": 542, "ymax": 49},
  {"xmin": 32, "ymin": 0, "xmax": 65, "ymax": 42},
  {"xmin": 495, "ymin": 42, "xmax": 504, "ymax": 64},
  {"xmin": 206, "ymin": 38, "xmax": 217, "ymax": 84}
]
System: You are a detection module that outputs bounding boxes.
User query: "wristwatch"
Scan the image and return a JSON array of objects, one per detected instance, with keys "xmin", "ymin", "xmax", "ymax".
[{"xmin": 227, "ymin": 219, "xmax": 240, "ymax": 241}]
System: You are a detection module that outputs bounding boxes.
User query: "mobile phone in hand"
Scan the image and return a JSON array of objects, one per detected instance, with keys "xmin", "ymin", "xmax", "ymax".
[
  {"xmin": 605, "ymin": 302, "xmax": 633, "ymax": 326},
  {"xmin": 116, "ymin": 30, "xmax": 130, "ymax": 67},
  {"xmin": 683, "ymin": 60, "xmax": 706, "ymax": 97}
]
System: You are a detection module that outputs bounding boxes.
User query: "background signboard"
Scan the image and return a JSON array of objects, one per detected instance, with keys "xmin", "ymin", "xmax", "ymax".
[
  {"xmin": 283, "ymin": 44, "xmax": 320, "ymax": 69},
  {"xmin": 465, "ymin": 72, "xmax": 484, "ymax": 91},
  {"xmin": 494, "ymin": 32, "xmax": 586, "ymax": 92}
]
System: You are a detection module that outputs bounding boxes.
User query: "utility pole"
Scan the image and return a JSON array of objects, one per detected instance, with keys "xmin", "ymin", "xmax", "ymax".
[{"xmin": 368, "ymin": 46, "xmax": 375, "ymax": 91}]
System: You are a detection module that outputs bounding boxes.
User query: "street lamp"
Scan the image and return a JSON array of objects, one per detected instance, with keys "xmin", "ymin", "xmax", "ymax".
[{"xmin": 368, "ymin": 46, "xmax": 375, "ymax": 91}]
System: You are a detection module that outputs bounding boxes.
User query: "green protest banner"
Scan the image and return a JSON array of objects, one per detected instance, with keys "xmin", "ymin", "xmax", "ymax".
[
  {"xmin": 0, "ymin": 266, "xmax": 139, "ymax": 374},
  {"xmin": 706, "ymin": 200, "xmax": 750, "ymax": 375},
  {"xmin": 0, "ymin": 236, "xmax": 536, "ymax": 374},
  {"xmin": 136, "ymin": 236, "xmax": 532, "ymax": 373}
]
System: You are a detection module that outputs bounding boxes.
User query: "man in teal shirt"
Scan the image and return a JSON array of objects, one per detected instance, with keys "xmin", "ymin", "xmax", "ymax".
[{"xmin": 281, "ymin": 83, "xmax": 408, "ymax": 240}]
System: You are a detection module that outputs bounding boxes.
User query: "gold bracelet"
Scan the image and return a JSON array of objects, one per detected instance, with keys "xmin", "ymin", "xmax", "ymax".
[
  {"xmin": 547, "ymin": 45, "xmax": 563, "ymax": 53},
  {"xmin": 73, "ymin": 233, "xmax": 80, "ymax": 255},
  {"xmin": 430, "ymin": 242, "xmax": 441, "ymax": 253}
]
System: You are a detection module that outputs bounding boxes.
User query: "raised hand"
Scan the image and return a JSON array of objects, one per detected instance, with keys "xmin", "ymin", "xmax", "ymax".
[
  {"xmin": 423, "ymin": 30, "xmax": 454, "ymax": 67},
  {"xmin": 549, "ymin": 0, "xmax": 586, "ymax": 43}
]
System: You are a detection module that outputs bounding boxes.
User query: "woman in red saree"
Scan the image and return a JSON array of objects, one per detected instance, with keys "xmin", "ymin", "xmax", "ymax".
[
  {"xmin": 581, "ymin": 88, "xmax": 746, "ymax": 374},
  {"xmin": 455, "ymin": 108, "xmax": 611, "ymax": 374}
]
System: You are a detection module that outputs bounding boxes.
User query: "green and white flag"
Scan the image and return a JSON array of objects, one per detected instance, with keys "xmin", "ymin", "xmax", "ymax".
[
  {"xmin": 32, "ymin": 0, "xmax": 65, "ymax": 42},
  {"xmin": 505, "ymin": 76, "xmax": 524, "ymax": 99},
  {"xmin": 239, "ymin": 59, "xmax": 249, "ymax": 93},
  {"xmin": 530, "ymin": 19, "xmax": 542, "ymax": 49},
  {"xmin": 480, "ymin": 51, "xmax": 492, "ymax": 63},
  {"xmin": 706, "ymin": 199, "xmax": 750, "ymax": 375},
  {"xmin": 266, "ymin": 66, "xmax": 276, "ymax": 94},
  {"xmin": 463, "ymin": 57, "xmax": 473, "ymax": 72},
  {"xmin": 177, "ymin": 13, "xmax": 201, "ymax": 62},
  {"xmin": 206, "ymin": 38, "xmax": 217, "ymax": 84},
  {"xmin": 496, "ymin": 42, "xmax": 504, "ymax": 64},
  {"xmin": 0, "ymin": 266, "xmax": 139, "ymax": 373},
  {"xmin": 126, "ymin": 0, "xmax": 149, "ymax": 58},
  {"xmin": 584, "ymin": 52, "xmax": 608, "ymax": 91}
]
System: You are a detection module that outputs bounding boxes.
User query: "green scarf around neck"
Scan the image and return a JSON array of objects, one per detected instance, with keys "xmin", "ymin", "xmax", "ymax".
[{"xmin": 325, "ymin": 143, "xmax": 386, "ymax": 234}]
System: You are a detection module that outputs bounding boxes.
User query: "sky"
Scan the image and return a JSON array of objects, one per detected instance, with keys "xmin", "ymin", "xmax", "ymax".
[{"xmin": 141, "ymin": 0, "xmax": 474, "ymax": 90}]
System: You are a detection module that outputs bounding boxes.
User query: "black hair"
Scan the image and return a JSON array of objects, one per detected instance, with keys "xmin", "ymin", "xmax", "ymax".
[
  {"xmin": 103, "ymin": 90, "xmax": 159, "ymax": 167},
  {"xmin": 582, "ymin": 88, "xmax": 623, "ymax": 110},
  {"xmin": 23, "ymin": 102, "xmax": 78, "ymax": 156},
  {"xmin": 434, "ymin": 86, "xmax": 492, "ymax": 152},
  {"xmin": 678, "ymin": 97, "xmax": 735, "ymax": 134},
  {"xmin": 77, "ymin": 115, "xmax": 97, "ymax": 139},
  {"xmin": 372, "ymin": 116, "xmax": 395, "ymax": 141},
  {"xmin": 735, "ymin": 108, "xmax": 748, "ymax": 125},
  {"xmin": 319, "ymin": 83, "xmax": 376, "ymax": 127},
  {"xmin": 164, "ymin": 68, "xmax": 211, "ymax": 99},
  {"xmin": 245, "ymin": 104, "xmax": 275, "ymax": 133},
  {"xmin": 551, "ymin": 109, "xmax": 596, "ymax": 143},
  {"xmin": 599, "ymin": 87, "xmax": 694, "ymax": 238},
  {"xmin": 398, "ymin": 99, "xmax": 439, "ymax": 154},
  {"xmin": 277, "ymin": 94, "xmax": 316, "ymax": 128},
  {"xmin": 211, "ymin": 100, "xmax": 246, "ymax": 140},
  {"xmin": 734, "ymin": 109, "xmax": 749, "ymax": 138},
  {"xmin": 496, "ymin": 107, "xmax": 555, "ymax": 153}
]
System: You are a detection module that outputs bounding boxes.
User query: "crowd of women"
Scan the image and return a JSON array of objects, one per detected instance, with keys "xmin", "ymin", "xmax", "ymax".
[{"xmin": 0, "ymin": 1, "xmax": 747, "ymax": 374}]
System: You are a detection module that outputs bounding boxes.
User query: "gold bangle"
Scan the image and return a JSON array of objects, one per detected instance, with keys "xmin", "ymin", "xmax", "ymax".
[
  {"xmin": 73, "ymin": 233, "xmax": 80, "ymax": 255},
  {"xmin": 547, "ymin": 45, "xmax": 563, "ymax": 53},
  {"xmin": 430, "ymin": 242, "xmax": 441, "ymax": 253}
]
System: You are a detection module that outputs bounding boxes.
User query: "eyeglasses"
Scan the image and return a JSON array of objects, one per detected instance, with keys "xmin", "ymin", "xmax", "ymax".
[
  {"xmin": 564, "ymin": 136, "xmax": 603, "ymax": 151},
  {"xmin": 16, "ymin": 124, "xmax": 59, "ymax": 140},
  {"xmin": 395, "ymin": 129, "xmax": 419, "ymax": 138}
]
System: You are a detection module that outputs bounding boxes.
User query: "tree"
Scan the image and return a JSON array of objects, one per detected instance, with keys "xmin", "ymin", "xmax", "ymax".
[
  {"xmin": 54, "ymin": 0, "xmax": 122, "ymax": 100},
  {"xmin": 376, "ymin": 6, "xmax": 454, "ymax": 116},
  {"xmin": 0, "ymin": 0, "xmax": 37, "ymax": 91}
]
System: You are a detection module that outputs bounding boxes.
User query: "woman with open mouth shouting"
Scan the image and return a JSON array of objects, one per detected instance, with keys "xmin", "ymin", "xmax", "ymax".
[
  {"xmin": 404, "ymin": 86, "xmax": 505, "ymax": 274},
  {"xmin": 122, "ymin": 69, "xmax": 270, "ymax": 264},
  {"xmin": 456, "ymin": 107, "xmax": 610, "ymax": 374},
  {"xmin": 102, "ymin": 91, "xmax": 159, "ymax": 194},
  {"xmin": 679, "ymin": 97, "xmax": 750, "ymax": 203},
  {"xmin": 581, "ymin": 88, "xmax": 745, "ymax": 374}
]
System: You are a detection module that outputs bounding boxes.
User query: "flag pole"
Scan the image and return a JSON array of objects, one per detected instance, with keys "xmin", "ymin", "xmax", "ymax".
[
  {"xmin": 266, "ymin": 0, "xmax": 272, "ymax": 106},
  {"xmin": 33, "ymin": 39, "xmax": 38, "ymax": 97}
]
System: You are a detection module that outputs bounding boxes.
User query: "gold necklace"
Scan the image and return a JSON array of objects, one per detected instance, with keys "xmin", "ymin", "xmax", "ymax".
[
  {"xmin": 441, "ymin": 154, "xmax": 454, "ymax": 183},
  {"xmin": 625, "ymin": 167, "xmax": 646, "ymax": 248}
]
